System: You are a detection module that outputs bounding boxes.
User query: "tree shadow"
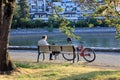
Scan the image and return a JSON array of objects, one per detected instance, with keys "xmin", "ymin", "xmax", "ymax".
[{"xmin": 59, "ymin": 71, "xmax": 120, "ymax": 80}]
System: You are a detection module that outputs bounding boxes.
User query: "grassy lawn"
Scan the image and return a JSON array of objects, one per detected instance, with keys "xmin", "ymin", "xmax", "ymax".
[{"xmin": 0, "ymin": 61, "xmax": 120, "ymax": 80}]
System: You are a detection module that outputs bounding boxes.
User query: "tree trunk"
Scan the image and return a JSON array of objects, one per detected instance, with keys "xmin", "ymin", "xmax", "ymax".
[{"xmin": 0, "ymin": 0, "xmax": 16, "ymax": 73}]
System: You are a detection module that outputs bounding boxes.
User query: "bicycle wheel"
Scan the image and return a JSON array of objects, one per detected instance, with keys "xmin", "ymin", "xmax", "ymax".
[
  {"xmin": 83, "ymin": 48, "xmax": 96, "ymax": 62},
  {"xmin": 62, "ymin": 52, "xmax": 76, "ymax": 61}
]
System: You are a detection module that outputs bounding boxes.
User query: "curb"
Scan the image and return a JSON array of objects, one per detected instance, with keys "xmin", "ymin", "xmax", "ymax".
[
  {"xmin": 8, "ymin": 46, "xmax": 120, "ymax": 52},
  {"xmin": 90, "ymin": 47, "xmax": 120, "ymax": 52},
  {"xmin": 8, "ymin": 46, "xmax": 37, "ymax": 50}
]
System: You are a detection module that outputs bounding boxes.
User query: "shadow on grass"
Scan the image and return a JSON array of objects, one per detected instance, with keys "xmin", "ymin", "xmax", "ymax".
[{"xmin": 59, "ymin": 71, "xmax": 120, "ymax": 80}]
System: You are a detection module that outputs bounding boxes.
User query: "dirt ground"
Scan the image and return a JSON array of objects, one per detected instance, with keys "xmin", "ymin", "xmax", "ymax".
[{"xmin": 9, "ymin": 50, "xmax": 120, "ymax": 70}]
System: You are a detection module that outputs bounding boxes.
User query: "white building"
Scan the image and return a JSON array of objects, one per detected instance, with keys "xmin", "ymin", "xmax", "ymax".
[{"xmin": 27, "ymin": 0, "xmax": 103, "ymax": 21}]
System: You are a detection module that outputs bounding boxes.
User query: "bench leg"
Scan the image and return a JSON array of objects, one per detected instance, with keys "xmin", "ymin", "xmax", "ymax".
[
  {"xmin": 73, "ymin": 58, "xmax": 75, "ymax": 63},
  {"xmin": 73, "ymin": 52, "xmax": 76, "ymax": 63},
  {"xmin": 37, "ymin": 53, "xmax": 40, "ymax": 62},
  {"xmin": 43, "ymin": 53, "xmax": 45, "ymax": 61}
]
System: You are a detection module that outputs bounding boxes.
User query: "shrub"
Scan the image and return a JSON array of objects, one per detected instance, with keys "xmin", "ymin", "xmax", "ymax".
[
  {"xmin": 33, "ymin": 19, "xmax": 44, "ymax": 28},
  {"xmin": 11, "ymin": 20, "xmax": 18, "ymax": 29},
  {"xmin": 76, "ymin": 20, "xmax": 88, "ymax": 27},
  {"xmin": 11, "ymin": 17, "xmax": 110, "ymax": 29}
]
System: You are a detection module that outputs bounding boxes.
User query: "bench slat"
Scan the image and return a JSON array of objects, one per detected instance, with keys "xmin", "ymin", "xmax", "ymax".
[
  {"xmin": 50, "ymin": 45, "xmax": 61, "ymax": 52},
  {"xmin": 38, "ymin": 45, "xmax": 51, "ymax": 53},
  {"xmin": 61, "ymin": 45, "xmax": 75, "ymax": 52}
]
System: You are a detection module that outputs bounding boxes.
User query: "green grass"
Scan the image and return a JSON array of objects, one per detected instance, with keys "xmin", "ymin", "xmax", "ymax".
[
  {"xmin": 60, "ymin": 71, "xmax": 120, "ymax": 80},
  {"xmin": 15, "ymin": 62, "xmax": 51, "ymax": 69},
  {"xmin": 1, "ymin": 61, "xmax": 120, "ymax": 80}
]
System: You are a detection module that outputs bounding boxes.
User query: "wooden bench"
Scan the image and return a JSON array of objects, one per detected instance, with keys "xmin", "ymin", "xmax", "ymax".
[{"xmin": 37, "ymin": 45, "xmax": 76, "ymax": 63}]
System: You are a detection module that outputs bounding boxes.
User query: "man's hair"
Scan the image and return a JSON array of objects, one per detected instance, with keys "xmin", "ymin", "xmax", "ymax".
[
  {"xmin": 67, "ymin": 37, "xmax": 71, "ymax": 42},
  {"xmin": 42, "ymin": 35, "xmax": 47, "ymax": 39}
]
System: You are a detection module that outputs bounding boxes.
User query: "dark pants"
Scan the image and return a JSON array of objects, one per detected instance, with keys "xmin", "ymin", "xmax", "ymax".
[
  {"xmin": 49, "ymin": 53, "xmax": 53, "ymax": 60},
  {"xmin": 49, "ymin": 51, "xmax": 60, "ymax": 60}
]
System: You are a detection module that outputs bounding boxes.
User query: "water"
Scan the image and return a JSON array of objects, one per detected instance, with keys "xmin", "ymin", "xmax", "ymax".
[{"xmin": 9, "ymin": 32, "xmax": 120, "ymax": 48}]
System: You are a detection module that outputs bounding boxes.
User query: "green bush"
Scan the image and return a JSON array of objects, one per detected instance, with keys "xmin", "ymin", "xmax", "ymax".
[
  {"xmin": 20, "ymin": 18, "xmax": 34, "ymax": 28},
  {"xmin": 11, "ymin": 18, "xmax": 48, "ymax": 29},
  {"xmin": 76, "ymin": 20, "xmax": 88, "ymax": 27},
  {"xmin": 11, "ymin": 17, "xmax": 110, "ymax": 29},
  {"xmin": 87, "ymin": 18, "xmax": 98, "ymax": 27},
  {"xmin": 11, "ymin": 20, "xmax": 18, "ymax": 29},
  {"xmin": 33, "ymin": 19, "xmax": 44, "ymax": 28}
]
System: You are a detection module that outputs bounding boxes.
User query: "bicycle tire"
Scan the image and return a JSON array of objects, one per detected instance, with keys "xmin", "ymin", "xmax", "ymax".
[
  {"xmin": 83, "ymin": 48, "xmax": 96, "ymax": 62},
  {"xmin": 62, "ymin": 52, "xmax": 76, "ymax": 61}
]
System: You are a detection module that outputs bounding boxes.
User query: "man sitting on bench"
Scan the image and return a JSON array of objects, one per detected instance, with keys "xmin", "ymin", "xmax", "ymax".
[{"xmin": 38, "ymin": 35, "xmax": 53, "ymax": 60}]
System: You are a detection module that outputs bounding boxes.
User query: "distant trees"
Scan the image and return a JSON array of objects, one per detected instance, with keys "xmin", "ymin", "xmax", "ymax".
[
  {"xmin": 17, "ymin": 0, "xmax": 29, "ymax": 18},
  {"xmin": 11, "ymin": 17, "xmax": 111, "ymax": 29},
  {"xmin": 77, "ymin": 0, "xmax": 120, "ymax": 37},
  {"xmin": 12, "ymin": 0, "xmax": 30, "ymax": 29}
]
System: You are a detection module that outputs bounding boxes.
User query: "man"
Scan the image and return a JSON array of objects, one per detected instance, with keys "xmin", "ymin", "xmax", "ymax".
[
  {"xmin": 38, "ymin": 35, "xmax": 49, "ymax": 46},
  {"xmin": 67, "ymin": 37, "xmax": 72, "ymax": 44},
  {"xmin": 38, "ymin": 35, "xmax": 53, "ymax": 60}
]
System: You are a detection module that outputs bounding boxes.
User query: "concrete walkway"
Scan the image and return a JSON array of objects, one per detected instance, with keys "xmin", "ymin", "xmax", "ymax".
[{"xmin": 9, "ymin": 50, "xmax": 120, "ymax": 69}]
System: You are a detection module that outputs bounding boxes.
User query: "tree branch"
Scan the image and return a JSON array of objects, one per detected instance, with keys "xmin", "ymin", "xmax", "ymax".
[{"xmin": 113, "ymin": 0, "xmax": 120, "ymax": 16}]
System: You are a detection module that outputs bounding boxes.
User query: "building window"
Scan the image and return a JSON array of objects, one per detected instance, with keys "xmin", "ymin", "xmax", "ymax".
[
  {"xmin": 41, "ymin": 15, "xmax": 46, "ymax": 18},
  {"xmin": 66, "ymin": 0, "xmax": 72, "ymax": 1},
  {"xmin": 35, "ymin": 14, "xmax": 39, "ymax": 18},
  {"xmin": 31, "ymin": 5, "xmax": 36, "ymax": 9}
]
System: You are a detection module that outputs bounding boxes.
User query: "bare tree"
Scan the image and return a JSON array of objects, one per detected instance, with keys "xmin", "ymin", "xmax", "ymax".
[{"xmin": 0, "ymin": 0, "xmax": 16, "ymax": 73}]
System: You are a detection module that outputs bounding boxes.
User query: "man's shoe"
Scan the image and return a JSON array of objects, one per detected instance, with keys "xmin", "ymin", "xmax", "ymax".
[{"xmin": 49, "ymin": 59, "xmax": 53, "ymax": 60}]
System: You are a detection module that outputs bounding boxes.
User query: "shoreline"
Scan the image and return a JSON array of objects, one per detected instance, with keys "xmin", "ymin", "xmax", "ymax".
[{"xmin": 10, "ymin": 27, "xmax": 116, "ymax": 35}]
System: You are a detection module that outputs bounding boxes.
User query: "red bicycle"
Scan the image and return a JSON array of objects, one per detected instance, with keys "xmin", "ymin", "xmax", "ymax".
[{"xmin": 76, "ymin": 44, "xmax": 96, "ymax": 62}]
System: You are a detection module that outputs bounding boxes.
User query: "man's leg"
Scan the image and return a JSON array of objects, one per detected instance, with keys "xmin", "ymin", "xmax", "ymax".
[{"xmin": 49, "ymin": 53, "xmax": 53, "ymax": 60}]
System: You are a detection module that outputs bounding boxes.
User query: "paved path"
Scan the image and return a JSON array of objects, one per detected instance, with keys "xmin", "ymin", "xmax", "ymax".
[{"xmin": 9, "ymin": 50, "xmax": 120, "ymax": 69}]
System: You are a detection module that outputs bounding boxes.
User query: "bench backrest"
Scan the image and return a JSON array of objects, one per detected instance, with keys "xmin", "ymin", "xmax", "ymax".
[
  {"xmin": 38, "ymin": 45, "xmax": 75, "ymax": 53},
  {"xmin": 50, "ymin": 45, "xmax": 61, "ymax": 52},
  {"xmin": 38, "ymin": 45, "xmax": 50, "ymax": 53},
  {"xmin": 61, "ymin": 45, "xmax": 75, "ymax": 52}
]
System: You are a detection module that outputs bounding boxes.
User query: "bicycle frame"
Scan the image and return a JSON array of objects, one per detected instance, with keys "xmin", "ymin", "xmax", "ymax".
[
  {"xmin": 77, "ymin": 46, "xmax": 91, "ymax": 56},
  {"xmin": 76, "ymin": 45, "xmax": 85, "ymax": 56}
]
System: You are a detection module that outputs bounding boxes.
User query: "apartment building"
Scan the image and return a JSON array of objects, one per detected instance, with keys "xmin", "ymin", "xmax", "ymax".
[{"xmin": 28, "ymin": 0, "xmax": 103, "ymax": 21}]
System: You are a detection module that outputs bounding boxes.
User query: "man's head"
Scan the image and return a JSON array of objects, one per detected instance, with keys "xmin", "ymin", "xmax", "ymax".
[
  {"xmin": 42, "ymin": 35, "xmax": 47, "ymax": 40},
  {"xmin": 67, "ymin": 37, "xmax": 71, "ymax": 42}
]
